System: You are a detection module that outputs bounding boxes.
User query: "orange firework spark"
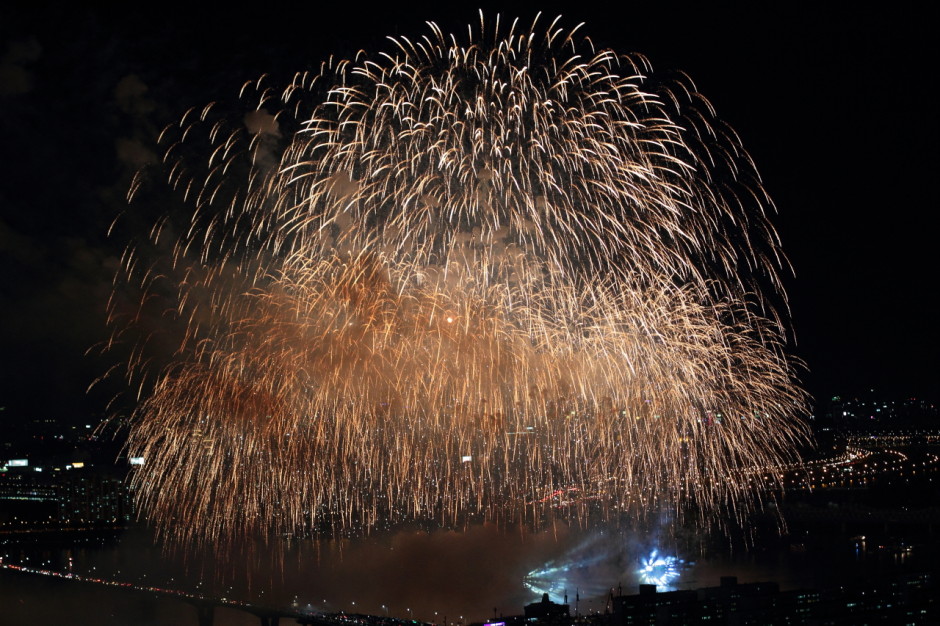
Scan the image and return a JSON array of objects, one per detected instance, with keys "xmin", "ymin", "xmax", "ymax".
[{"xmin": 108, "ymin": 13, "xmax": 808, "ymax": 548}]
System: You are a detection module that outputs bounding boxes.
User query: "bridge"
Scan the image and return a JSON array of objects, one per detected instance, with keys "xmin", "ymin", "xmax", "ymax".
[{"xmin": 1, "ymin": 561, "xmax": 416, "ymax": 626}]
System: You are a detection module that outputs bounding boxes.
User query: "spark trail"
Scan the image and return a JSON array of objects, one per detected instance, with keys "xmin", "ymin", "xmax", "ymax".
[{"xmin": 108, "ymin": 13, "xmax": 808, "ymax": 548}]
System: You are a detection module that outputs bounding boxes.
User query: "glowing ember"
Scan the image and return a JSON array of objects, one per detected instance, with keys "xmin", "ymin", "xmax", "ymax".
[{"xmin": 107, "ymin": 13, "xmax": 808, "ymax": 547}]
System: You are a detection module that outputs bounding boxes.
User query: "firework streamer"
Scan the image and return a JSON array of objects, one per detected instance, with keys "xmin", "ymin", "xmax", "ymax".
[{"xmin": 107, "ymin": 13, "xmax": 808, "ymax": 548}]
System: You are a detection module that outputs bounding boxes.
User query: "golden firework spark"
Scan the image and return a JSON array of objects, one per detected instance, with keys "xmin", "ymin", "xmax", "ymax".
[{"xmin": 109, "ymin": 14, "xmax": 808, "ymax": 547}]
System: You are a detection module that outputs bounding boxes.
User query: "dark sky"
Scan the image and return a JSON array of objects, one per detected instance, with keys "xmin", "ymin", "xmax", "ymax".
[{"xmin": 0, "ymin": 2, "xmax": 936, "ymax": 425}]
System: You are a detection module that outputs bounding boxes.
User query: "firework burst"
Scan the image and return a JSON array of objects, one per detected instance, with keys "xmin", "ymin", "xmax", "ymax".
[{"xmin": 108, "ymin": 13, "xmax": 808, "ymax": 547}]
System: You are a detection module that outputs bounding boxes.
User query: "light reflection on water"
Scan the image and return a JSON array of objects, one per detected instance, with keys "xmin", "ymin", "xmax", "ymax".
[{"xmin": 1, "ymin": 524, "xmax": 935, "ymax": 626}]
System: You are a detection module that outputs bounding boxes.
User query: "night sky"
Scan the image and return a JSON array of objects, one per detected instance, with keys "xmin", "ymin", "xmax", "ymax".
[{"xmin": 1, "ymin": 2, "xmax": 936, "ymax": 426}]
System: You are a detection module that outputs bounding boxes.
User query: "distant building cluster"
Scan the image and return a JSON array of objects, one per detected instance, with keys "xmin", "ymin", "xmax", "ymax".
[
  {"xmin": 0, "ymin": 414, "xmax": 135, "ymax": 529},
  {"xmin": 474, "ymin": 575, "xmax": 934, "ymax": 626},
  {"xmin": 609, "ymin": 575, "xmax": 933, "ymax": 625},
  {"xmin": 821, "ymin": 392, "xmax": 937, "ymax": 429},
  {"xmin": 0, "ymin": 460, "xmax": 133, "ymax": 529}
]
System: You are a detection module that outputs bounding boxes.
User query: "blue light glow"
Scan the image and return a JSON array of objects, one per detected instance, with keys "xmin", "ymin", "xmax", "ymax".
[{"xmin": 637, "ymin": 549, "xmax": 681, "ymax": 588}]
